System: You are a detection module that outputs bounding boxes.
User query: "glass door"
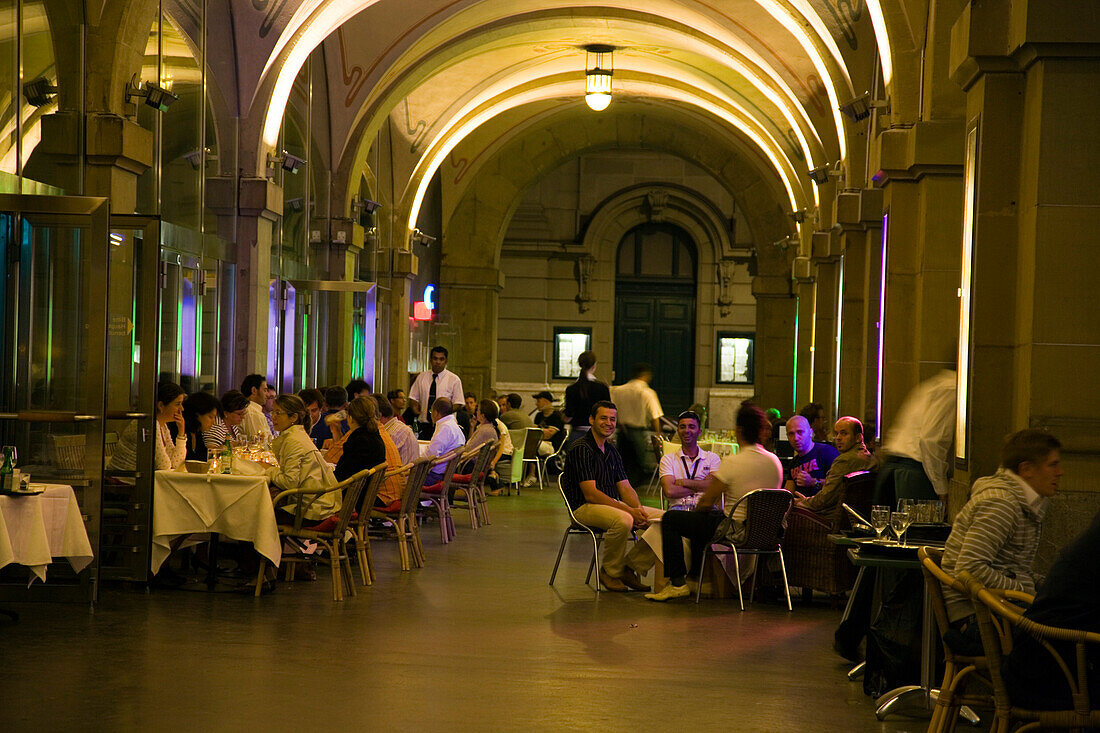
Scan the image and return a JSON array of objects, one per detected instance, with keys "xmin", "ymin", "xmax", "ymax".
[
  {"xmin": 0, "ymin": 194, "xmax": 110, "ymax": 602},
  {"xmin": 284, "ymin": 279, "xmax": 377, "ymax": 391}
]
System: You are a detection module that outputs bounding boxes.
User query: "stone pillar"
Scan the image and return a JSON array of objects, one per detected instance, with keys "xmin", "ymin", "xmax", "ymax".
[
  {"xmin": 438, "ymin": 265, "xmax": 505, "ymax": 400},
  {"xmin": 792, "ymin": 260, "xmax": 816, "ymax": 411},
  {"xmin": 384, "ymin": 249, "xmax": 418, "ymax": 391},
  {"xmin": 950, "ymin": 1, "xmax": 1100, "ymax": 563},
  {"xmin": 810, "ymin": 229, "xmax": 843, "ymax": 419},
  {"xmin": 752, "ymin": 273, "xmax": 796, "ymax": 416},
  {"xmin": 208, "ymin": 176, "xmax": 281, "ymax": 385}
]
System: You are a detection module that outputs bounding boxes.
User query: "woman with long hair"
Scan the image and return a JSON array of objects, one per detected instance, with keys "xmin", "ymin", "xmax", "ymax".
[
  {"xmin": 332, "ymin": 396, "xmax": 405, "ymax": 508},
  {"xmin": 109, "ymin": 382, "xmax": 188, "ymax": 472},
  {"xmin": 562, "ymin": 350, "xmax": 610, "ymax": 446},
  {"xmin": 266, "ymin": 394, "xmax": 339, "ymax": 522},
  {"xmin": 182, "ymin": 391, "xmax": 221, "ymax": 461}
]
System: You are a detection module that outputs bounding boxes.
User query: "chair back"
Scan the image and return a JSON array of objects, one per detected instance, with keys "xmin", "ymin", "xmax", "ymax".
[
  {"xmin": 522, "ymin": 427, "xmax": 542, "ymax": 461},
  {"xmin": 505, "ymin": 429, "xmax": 526, "ymax": 483},
  {"xmin": 724, "ymin": 488, "xmax": 794, "ymax": 551},
  {"xmin": 918, "ymin": 546, "xmax": 958, "ymax": 654},
  {"xmin": 356, "ymin": 462, "xmax": 389, "ymax": 514},
  {"xmin": 466, "ymin": 441, "xmax": 496, "ymax": 488},
  {"xmin": 557, "ymin": 474, "xmax": 588, "ymax": 528},
  {"xmin": 399, "ymin": 457, "xmax": 435, "ymax": 514},
  {"xmin": 649, "ymin": 434, "xmax": 665, "ymax": 464},
  {"xmin": 329, "ymin": 467, "xmax": 372, "ymax": 538},
  {"xmin": 840, "ymin": 470, "xmax": 876, "ymax": 524},
  {"xmin": 435, "ymin": 448, "xmax": 467, "ymax": 493}
]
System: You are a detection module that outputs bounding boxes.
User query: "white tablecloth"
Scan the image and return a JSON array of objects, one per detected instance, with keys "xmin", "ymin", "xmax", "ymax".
[
  {"xmin": 152, "ymin": 470, "xmax": 281, "ymax": 574},
  {"xmin": 0, "ymin": 484, "xmax": 95, "ymax": 584}
]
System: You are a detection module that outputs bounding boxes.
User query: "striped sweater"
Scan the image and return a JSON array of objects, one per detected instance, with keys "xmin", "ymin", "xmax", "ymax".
[{"xmin": 941, "ymin": 468, "xmax": 1047, "ymax": 622}]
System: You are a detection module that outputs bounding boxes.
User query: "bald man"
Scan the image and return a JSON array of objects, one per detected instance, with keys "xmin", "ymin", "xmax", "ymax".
[
  {"xmin": 795, "ymin": 416, "xmax": 876, "ymax": 524},
  {"xmin": 784, "ymin": 415, "xmax": 839, "ymax": 497}
]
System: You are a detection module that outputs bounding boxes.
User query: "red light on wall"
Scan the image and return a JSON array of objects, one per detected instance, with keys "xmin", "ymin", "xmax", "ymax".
[{"xmin": 413, "ymin": 301, "xmax": 433, "ymax": 321}]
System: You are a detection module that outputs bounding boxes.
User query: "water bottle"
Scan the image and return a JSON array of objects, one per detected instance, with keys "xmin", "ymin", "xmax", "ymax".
[
  {"xmin": 0, "ymin": 447, "xmax": 11, "ymax": 492},
  {"xmin": 221, "ymin": 439, "xmax": 233, "ymax": 474}
]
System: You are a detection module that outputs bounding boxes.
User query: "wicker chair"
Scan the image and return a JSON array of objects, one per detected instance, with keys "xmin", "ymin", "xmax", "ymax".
[
  {"xmin": 346, "ymin": 462, "xmax": 392, "ymax": 586},
  {"xmin": 784, "ymin": 470, "xmax": 875, "ymax": 597},
  {"xmin": 448, "ymin": 441, "xmax": 496, "ymax": 529},
  {"xmin": 919, "ymin": 546, "xmax": 996, "ymax": 733},
  {"xmin": 262, "ymin": 466, "xmax": 373, "ymax": 600},
  {"xmin": 418, "ymin": 449, "xmax": 464, "ymax": 543},
  {"xmin": 696, "ymin": 488, "xmax": 795, "ymax": 611},
  {"xmin": 960, "ymin": 571, "xmax": 1100, "ymax": 732},
  {"xmin": 372, "ymin": 456, "xmax": 434, "ymax": 571}
]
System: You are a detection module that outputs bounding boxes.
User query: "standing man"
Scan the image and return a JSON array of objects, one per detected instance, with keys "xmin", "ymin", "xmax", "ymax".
[
  {"xmin": 795, "ymin": 417, "xmax": 877, "ymax": 523},
  {"xmin": 876, "ymin": 369, "xmax": 956, "ymax": 506},
  {"xmin": 408, "ymin": 346, "xmax": 464, "ymax": 439},
  {"xmin": 645, "ymin": 402, "xmax": 782, "ymax": 602},
  {"xmin": 658, "ymin": 410, "xmax": 722, "ymax": 508},
  {"xmin": 611, "ymin": 363, "xmax": 665, "ymax": 486},
  {"xmin": 941, "ymin": 429, "xmax": 1061, "ymax": 624},
  {"xmin": 239, "ymin": 374, "xmax": 272, "ymax": 441},
  {"xmin": 784, "ymin": 415, "xmax": 839, "ymax": 497},
  {"xmin": 561, "ymin": 401, "xmax": 662, "ymax": 592}
]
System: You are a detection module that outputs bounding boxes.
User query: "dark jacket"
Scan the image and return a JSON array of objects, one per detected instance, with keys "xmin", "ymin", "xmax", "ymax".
[{"xmin": 334, "ymin": 426, "xmax": 386, "ymax": 482}]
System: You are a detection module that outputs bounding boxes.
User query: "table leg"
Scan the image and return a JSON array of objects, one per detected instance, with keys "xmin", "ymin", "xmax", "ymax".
[
  {"xmin": 840, "ymin": 566, "xmax": 866, "ymax": 622},
  {"xmin": 205, "ymin": 533, "xmax": 220, "ymax": 590},
  {"xmin": 874, "ymin": 583, "xmax": 935, "ymax": 720},
  {"xmin": 847, "ymin": 661, "xmax": 865, "ymax": 680}
]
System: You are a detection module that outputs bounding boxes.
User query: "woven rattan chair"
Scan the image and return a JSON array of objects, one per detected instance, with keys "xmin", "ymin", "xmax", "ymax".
[
  {"xmin": 372, "ymin": 456, "xmax": 433, "ymax": 571},
  {"xmin": 695, "ymin": 488, "xmax": 794, "ymax": 611},
  {"xmin": 919, "ymin": 546, "xmax": 997, "ymax": 733},
  {"xmin": 449, "ymin": 441, "xmax": 496, "ymax": 529},
  {"xmin": 346, "ymin": 462, "xmax": 391, "ymax": 586},
  {"xmin": 418, "ymin": 449, "xmax": 464, "ymax": 543},
  {"xmin": 960, "ymin": 571, "xmax": 1100, "ymax": 732},
  {"xmin": 263, "ymin": 466, "xmax": 373, "ymax": 600}
]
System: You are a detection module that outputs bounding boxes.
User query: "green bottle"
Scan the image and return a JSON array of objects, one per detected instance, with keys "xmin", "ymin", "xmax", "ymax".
[
  {"xmin": 0, "ymin": 448, "xmax": 12, "ymax": 492},
  {"xmin": 221, "ymin": 439, "xmax": 233, "ymax": 474}
]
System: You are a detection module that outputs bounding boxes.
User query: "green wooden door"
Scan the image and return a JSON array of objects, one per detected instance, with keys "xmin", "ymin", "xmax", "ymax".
[{"xmin": 614, "ymin": 283, "xmax": 696, "ymax": 416}]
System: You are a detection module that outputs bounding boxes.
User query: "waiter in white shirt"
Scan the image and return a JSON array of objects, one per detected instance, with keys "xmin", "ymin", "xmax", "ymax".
[
  {"xmin": 611, "ymin": 363, "xmax": 665, "ymax": 486},
  {"xmin": 408, "ymin": 345, "xmax": 464, "ymax": 439},
  {"xmin": 876, "ymin": 368, "xmax": 956, "ymax": 505}
]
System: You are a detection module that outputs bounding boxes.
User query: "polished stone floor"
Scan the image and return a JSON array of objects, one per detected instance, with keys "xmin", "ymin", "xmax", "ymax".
[{"xmin": 1, "ymin": 489, "xmax": 941, "ymax": 732}]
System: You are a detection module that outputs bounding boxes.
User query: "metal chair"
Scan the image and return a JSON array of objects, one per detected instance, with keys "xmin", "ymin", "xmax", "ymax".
[
  {"xmin": 548, "ymin": 475, "xmax": 605, "ymax": 592},
  {"xmin": 520, "ymin": 426, "xmax": 544, "ymax": 488},
  {"xmin": 695, "ymin": 488, "xmax": 794, "ymax": 611},
  {"xmin": 540, "ymin": 425, "xmax": 570, "ymax": 479}
]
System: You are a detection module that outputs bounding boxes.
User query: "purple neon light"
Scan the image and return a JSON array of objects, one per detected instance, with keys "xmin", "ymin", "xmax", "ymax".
[{"xmin": 876, "ymin": 212, "xmax": 888, "ymax": 440}]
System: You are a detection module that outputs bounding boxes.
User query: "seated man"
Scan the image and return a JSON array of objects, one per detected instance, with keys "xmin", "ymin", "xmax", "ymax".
[
  {"xmin": 659, "ymin": 410, "xmax": 721, "ymax": 509},
  {"xmin": 784, "ymin": 415, "xmax": 839, "ymax": 497},
  {"xmin": 646, "ymin": 402, "xmax": 782, "ymax": 601},
  {"xmin": 561, "ymin": 400, "xmax": 661, "ymax": 592},
  {"xmin": 499, "ymin": 393, "xmax": 535, "ymax": 430},
  {"xmin": 794, "ymin": 417, "xmax": 876, "ymax": 524},
  {"xmin": 373, "ymin": 392, "xmax": 419, "ymax": 465},
  {"xmin": 941, "ymin": 429, "xmax": 1061, "ymax": 625},
  {"xmin": 522, "ymin": 391, "xmax": 565, "ymax": 487},
  {"xmin": 422, "ymin": 398, "xmax": 465, "ymax": 483}
]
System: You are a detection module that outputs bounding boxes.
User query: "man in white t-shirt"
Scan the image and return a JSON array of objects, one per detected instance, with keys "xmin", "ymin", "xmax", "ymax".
[
  {"xmin": 239, "ymin": 373, "xmax": 273, "ymax": 442},
  {"xmin": 646, "ymin": 402, "xmax": 783, "ymax": 601},
  {"xmin": 660, "ymin": 410, "xmax": 721, "ymax": 509}
]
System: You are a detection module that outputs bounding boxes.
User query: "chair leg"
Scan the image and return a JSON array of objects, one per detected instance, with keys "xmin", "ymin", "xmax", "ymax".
[
  {"xmin": 777, "ymin": 550, "xmax": 792, "ymax": 611},
  {"xmin": 549, "ymin": 530, "xmax": 570, "ymax": 585},
  {"xmin": 396, "ymin": 515, "xmax": 410, "ymax": 571},
  {"xmin": 341, "ymin": 542, "xmax": 356, "ymax": 598},
  {"xmin": 320, "ymin": 540, "xmax": 341, "ymax": 601},
  {"xmin": 410, "ymin": 519, "xmax": 425, "ymax": 568},
  {"xmin": 695, "ymin": 547, "xmax": 709, "ymax": 603},
  {"xmin": 254, "ymin": 559, "xmax": 266, "ymax": 598},
  {"xmin": 355, "ymin": 526, "xmax": 372, "ymax": 586},
  {"xmin": 733, "ymin": 551, "xmax": 745, "ymax": 611},
  {"xmin": 478, "ymin": 485, "xmax": 491, "ymax": 525},
  {"xmin": 592, "ymin": 533, "xmax": 601, "ymax": 593},
  {"xmin": 536, "ymin": 459, "xmax": 544, "ymax": 489}
]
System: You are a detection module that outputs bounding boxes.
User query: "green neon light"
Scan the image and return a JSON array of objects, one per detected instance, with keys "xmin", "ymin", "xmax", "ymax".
[{"xmin": 792, "ymin": 295, "xmax": 799, "ymax": 410}]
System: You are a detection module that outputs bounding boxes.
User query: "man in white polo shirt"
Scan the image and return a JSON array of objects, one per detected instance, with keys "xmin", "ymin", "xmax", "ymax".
[{"xmin": 660, "ymin": 410, "xmax": 721, "ymax": 509}]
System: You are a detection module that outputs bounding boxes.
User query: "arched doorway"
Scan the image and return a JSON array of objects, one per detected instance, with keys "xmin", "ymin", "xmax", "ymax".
[{"xmin": 614, "ymin": 223, "xmax": 697, "ymax": 414}]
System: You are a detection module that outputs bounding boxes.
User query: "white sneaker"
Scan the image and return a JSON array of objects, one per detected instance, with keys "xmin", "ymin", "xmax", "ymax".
[
  {"xmin": 644, "ymin": 583, "xmax": 690, "ymax": 602},
  {"xmin": 520, "ymin": 476, "xmax": 538, "ymax": 488}
]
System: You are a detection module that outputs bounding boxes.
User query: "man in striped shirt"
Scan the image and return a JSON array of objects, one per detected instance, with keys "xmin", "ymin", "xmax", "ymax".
[
  {"xmin": 940, "ymin": 429, "xmax": 1063, "ymax": 624},
  {"xmin": 561, "ymin": 400, "xmax": 661, "ymax": 592}
]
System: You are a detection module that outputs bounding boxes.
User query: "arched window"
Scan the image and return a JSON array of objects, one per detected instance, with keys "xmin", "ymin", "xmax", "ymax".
[{"xmin": 616, "ymin": 223, "xmax": 696, "ymax": 280}]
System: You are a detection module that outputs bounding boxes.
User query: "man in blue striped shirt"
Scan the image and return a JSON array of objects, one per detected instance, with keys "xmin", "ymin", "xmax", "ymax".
[{"xmin": 562, "ymin": 400, "xmax": 661, "ymax": 592}]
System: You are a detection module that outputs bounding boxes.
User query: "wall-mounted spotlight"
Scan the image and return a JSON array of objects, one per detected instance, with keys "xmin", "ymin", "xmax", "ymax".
[
  {"xmin": 838, "ymin": 92, "xmax": 889, "ymax": 122},
  {"xmin": 22, "ymin": 77, "xmax": 57, "ymax": 107},
  {"xmin": 807, "ymin": 162, "xmax": 844, "ymax": 186},
  {"xmin": 125, "ymin": 76, "xmax": 178, "ymax": 112},
  {"xmin": 181, "ymin": 147, "xmax": 216, "ymax": 170},
  {"xmin": 285, "ymin": 197, "xmax": 305, "ymax": 212},
  {"xmin": 583, "ymin": 44, "xmax": 614, "ymax": 112},
  {"xmin": 410, "ymin": 228, "xmax": 436, "ymax": 247},
  {"xmin": 789, "ymin": 209, "xmax": 806, "ymax": 224},
  {"xmin": 267, "ymin": 150, "xmax": 305, "ymax": 174},
  {"xmin": 351, "ymin": 197, "xmax": 382, "ymax": 227}
]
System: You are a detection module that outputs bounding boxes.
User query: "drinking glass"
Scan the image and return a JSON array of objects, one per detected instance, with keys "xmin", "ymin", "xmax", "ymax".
[
  {"xmin": 870, "ymin": 505, "xmax": 891, "ymax": 539},
  {"xmin": 929, "ymin": 500, "xmax": 945, "ymax": 524},
  {"xmin": 891, "ymin": 509, "xmax": 913, "ymax": 546}
]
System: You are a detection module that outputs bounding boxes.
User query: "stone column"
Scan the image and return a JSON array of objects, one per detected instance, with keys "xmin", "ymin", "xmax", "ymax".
[
  {"xmin": 950, "ymin": 1, "xmax": 1100, "ymax": 561},
  {"xmin": 438, "ymin": 265, "xmax": 505, "ymax": 400},
  {"xmin": 208, "ymin": 176, "xmax": 281, "ymax": 385},
  {"xmin": 810, "ymin": 229, "xmax": 843, "ymax": 418},
  {"xmin": 792, "ymin": 261, "xmax": 816, "ymax": 411},
  {"xmin": 835, "ymin": 211, "xmax": 883, "ymax": 434},
  {"xmin": 384, "ymin": 249, "xmax": 418, "ymax": 391},
  {"xmin": 752, "ymin": 273, "xmax": 796, "ymax": 416}
]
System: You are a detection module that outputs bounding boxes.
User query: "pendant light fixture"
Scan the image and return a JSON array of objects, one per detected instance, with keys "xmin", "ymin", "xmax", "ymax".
[{"xmin": 584, "ymin": 45, "xmax": 614, "ymax": 111}]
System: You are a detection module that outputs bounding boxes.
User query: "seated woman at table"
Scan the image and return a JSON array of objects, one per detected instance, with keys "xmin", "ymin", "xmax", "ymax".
[
  {"xmin": 203, "ymin": 390, "xmax": 248, "ymax": 453},
  {"xmin": 333, "ymin": 396, "xmax": 405, "ymax": 509},
  {"xmin": 266, "ymin": 394, "xmax": 339, "ymax": 523},
  {"xmin": 182, "ymin": 391, "xmax": 221, "ymax": 461},
  {"xmin": 109, "ymin": 381, "xmax": 188, "ymax": 473},
  {"xmin": 463, "ymin": 399, "xmax": 505, "ymax": 495}
]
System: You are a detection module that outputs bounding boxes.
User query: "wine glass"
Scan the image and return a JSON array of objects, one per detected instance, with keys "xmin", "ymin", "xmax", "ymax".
[
  {"xmin": 871, "ymin": 505, "xmax": 891, "ymax": 540},
  {"xmin": 891, "ymin": 508, "xmax": 913, "ymax": 546}
]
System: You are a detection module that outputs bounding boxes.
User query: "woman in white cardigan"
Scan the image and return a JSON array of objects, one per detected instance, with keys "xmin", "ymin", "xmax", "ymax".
[
  {"xmin": 109, "ymin": 382, "xmax": 188, "ymax": 473},
  {"xmin": 266, "ymin": 394, "xmax": 339, "ymax": 522}
]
